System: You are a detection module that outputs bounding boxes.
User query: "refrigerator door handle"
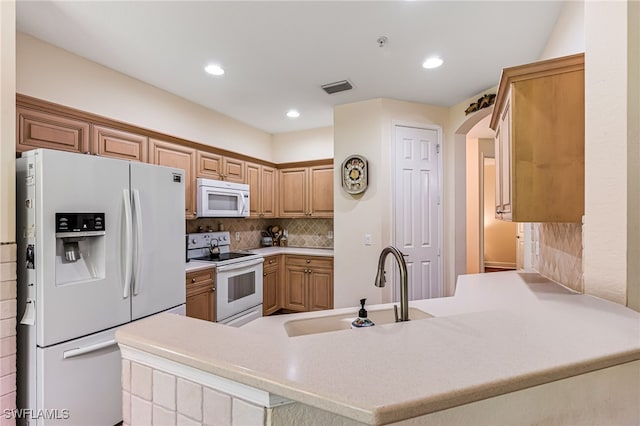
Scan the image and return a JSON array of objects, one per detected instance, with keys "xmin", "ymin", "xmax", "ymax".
[
  {"xmin": 132, "ymin": 189, "xmax": 143, "ymax": 296},
  {"xmin": 62, "ymin": 339, "xmax": 118, "ymax": 359},
  {"xmin": 122, "ymin": 189, "xmax": 133, "ymax": 299}
]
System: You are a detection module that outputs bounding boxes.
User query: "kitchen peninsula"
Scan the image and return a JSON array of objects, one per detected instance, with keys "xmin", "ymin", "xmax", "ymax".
[{"xmin": 116, "ymin": 272, "xmax": 640, "ymax": 425}]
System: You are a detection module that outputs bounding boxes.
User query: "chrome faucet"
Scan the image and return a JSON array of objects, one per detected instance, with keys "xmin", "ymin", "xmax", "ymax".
[{"xmin": 374, "ymin": 246, "xmax": 409, "ymax": 322}]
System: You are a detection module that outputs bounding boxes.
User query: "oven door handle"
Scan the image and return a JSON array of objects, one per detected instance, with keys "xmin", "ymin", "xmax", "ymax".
[{"xmin": 216, "ymin": 257, "xmax": 264, "ymax": 272}]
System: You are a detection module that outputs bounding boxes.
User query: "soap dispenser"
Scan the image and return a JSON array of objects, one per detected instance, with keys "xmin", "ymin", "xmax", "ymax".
[{"xmin": 351, "ymin": 298, "xmax": 375, "ymax": 328}]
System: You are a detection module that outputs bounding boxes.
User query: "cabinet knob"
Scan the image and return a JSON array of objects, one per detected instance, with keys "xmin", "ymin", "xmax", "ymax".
[
  {"xmin": 212, "ymin": 287, "xmax": 216, "ymax": 292},
  {"xmin": 269, "ymin": 260, "xmax": 274, "ymax": 264},
  {"xmin": 263, "ymin": 273, "xmax": 267, "ymax": 276},
  {"xmin": 191, "ymin": 278, "xmax": 196, "ymax": 283},
  {"xmin": 496, "ymin": 210, "xmax": 504, "ymax": 214},
  {"xmin": 306, "ymin": 259, "xmax": 311, "ymax": 263}
]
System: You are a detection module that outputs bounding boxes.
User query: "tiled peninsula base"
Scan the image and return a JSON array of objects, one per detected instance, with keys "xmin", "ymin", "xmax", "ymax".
[{"xmin": 120, "ymin": 343, "xmax": 640, "ymax": 426}]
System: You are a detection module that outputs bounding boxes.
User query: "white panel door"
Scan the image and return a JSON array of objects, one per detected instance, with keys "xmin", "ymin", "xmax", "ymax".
[
  {"xmin": 130, "ymin": 162, "xmax": 186, "ymax": 320},
  {"xmin": 394, "ymin": 126, "xmax": 442, "ymax": 300},
  {"xmin": 35, "ymin": 150, "xmax": 132, "ymax": 347}
]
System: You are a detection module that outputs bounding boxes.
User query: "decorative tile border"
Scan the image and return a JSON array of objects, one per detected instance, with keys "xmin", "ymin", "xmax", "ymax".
[{"xmin": 187, "ymin": 218, "xmax": 334, "ymax": 250}]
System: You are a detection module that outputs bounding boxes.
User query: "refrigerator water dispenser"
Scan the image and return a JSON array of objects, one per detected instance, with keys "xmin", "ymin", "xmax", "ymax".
[{"xmin": 55, "ymin": 213, "xmax": 106, "ymax": 285}]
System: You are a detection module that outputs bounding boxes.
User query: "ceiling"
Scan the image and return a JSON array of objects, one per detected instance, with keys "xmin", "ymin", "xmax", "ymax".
[{"xmin": 16, "ymin": 1, "xmax": 563, "ymax": 135}]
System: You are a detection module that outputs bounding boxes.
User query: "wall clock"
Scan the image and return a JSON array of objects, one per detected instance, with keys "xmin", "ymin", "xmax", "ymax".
[{"xmin": 341, "ymin": 155, "xmax": 368, "ymax": 194}]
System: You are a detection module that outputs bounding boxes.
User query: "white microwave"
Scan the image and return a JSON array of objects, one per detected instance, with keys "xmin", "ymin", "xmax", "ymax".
[{"xmin": 196, "ymin": 178, "xmax": 250, "ymax": 218}]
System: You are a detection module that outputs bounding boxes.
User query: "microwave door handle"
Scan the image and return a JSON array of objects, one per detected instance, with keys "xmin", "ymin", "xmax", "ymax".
[
  {"xmin": 235, "ymin": 190, "xmax": 246, "ymax": 215},
  {"xmin": 216, "ymin": 257, "xmax": 264, "ymax": 272}
]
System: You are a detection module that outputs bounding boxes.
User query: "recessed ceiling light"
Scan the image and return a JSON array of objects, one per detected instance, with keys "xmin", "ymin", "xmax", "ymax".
[
  {"xmin": 422, "ymin": 57, "xmax": 444, "ymax": 69},
  {"xmin": 286, "ymin": 110, "xmax": 300, "ymax": 118},
  {"xmin": 204, "ymin": 64, "xmax": 224, "ymax": 76}
]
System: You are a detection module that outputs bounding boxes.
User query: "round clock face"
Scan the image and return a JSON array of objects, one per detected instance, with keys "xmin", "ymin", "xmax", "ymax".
[{"xmin": 342, "ymin": 155, "xmax": 368, "ymax": 194}]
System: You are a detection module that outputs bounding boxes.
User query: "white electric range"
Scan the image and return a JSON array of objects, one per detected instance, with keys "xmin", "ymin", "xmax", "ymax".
[{"xmin": 186, "ymin": 232, "xmax": 263, "ymax": 326}]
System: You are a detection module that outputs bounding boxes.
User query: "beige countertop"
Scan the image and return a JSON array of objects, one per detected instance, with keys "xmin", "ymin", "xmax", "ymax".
[
  {"xmin": 248, "ymin": 246, "xmax": 334, "ymax": 257},
  {"xmin": 185, "ymin": 247, "xmax": 333, "ymax": 273},
  {"xmin": 116, "ymin": 271, "xmax": 640, "ymax": 425}
]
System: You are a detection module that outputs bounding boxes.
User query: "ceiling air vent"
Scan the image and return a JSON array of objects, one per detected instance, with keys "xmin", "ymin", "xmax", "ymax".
[{"xmin": 321, "ymin": 80, "xmax": 353, "ymax": 94}]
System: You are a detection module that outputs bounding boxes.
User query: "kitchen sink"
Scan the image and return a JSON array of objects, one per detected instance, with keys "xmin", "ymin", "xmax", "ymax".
[{"xmin": 284, "ymin": 307, "xmax": 433, "ymax": 337}]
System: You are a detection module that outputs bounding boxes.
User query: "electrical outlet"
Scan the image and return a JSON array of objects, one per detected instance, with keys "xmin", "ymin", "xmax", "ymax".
[
  {"xmin": 235, "ymin": 232, "xmax": 240, "ymax": 241},
  {"xmin": 364, "ymin": 234, "xmax": 372, "ymax": 246}
]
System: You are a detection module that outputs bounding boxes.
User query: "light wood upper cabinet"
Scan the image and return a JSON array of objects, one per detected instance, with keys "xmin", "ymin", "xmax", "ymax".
[
  {"xmin": 16, "ymin": 107, "xmax": 90, "ymax": 154},
  {"xmin": 92, "ymin": 125, "xmax": 148, "ymax": 162},
  {"xmin": 490, "ymin": 53, "xmax": 584, "ymax": 223},
  {"xmin": 279, "ymin": 165, "xmax": 333, "ymax": 218},
  {"xmin": 150, "ymin": 138, "xmax": 197, "ymax": 219},
  {"xmin": 247, "ymin": 161, "xmax": 278, "ymax": 218},
  {"xmin": 196, "ymin": 150, "xmax": 245, "ymax": 183},
  {"xmin": 309, "ymin": 165, "xmax": 334, "ymax": 218}
]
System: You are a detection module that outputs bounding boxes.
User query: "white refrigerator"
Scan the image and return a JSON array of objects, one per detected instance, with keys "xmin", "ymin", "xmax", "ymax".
[{"xmin": 16, "ymin": 149, "xmax": 186, "ymax": 425}]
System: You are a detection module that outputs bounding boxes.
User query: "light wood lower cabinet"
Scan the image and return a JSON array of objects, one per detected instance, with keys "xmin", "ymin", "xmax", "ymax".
[
  {"xmin": 150, "ymin": 138, "xmax": 197, "ymax": 219},
  {"xmin": 281, "ymin": 255, "xmax": 333, "ymax": 312},
  {"xmin": 262, "ymin": 255, "xmax": 281, "ymax": 316},
  {"xmin": 186, "ymin": 269, "xmax": 216, "ymax": 322}
]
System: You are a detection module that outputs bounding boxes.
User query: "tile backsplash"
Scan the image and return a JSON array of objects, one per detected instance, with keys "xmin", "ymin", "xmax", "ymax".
[
  {"xmin": 534, "ymin": 223, "xmax": 583, "ymax": 293},
  {"xmin": 186, "ymin": 218, "xmax": 334, "ymax": 251}
]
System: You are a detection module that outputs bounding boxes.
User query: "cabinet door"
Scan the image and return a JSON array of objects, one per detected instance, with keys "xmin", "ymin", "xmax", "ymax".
[
  {"xmin": 186, "ymin": 270, "xmax": 216, "ymax": 322},
  {"xmin": 246, "ymin": 162, "xmax": 262, "ymax": 218},
  {"xmin": 282, "ymin": 265, "xmax": 308, "ymax": 312},
  {"xmin": 279, "ymin": 168, "xmax": 308, "ymax": 217},
  {"xmin": 223, "ymin": 157, "xmax": 245, "ymax": 183},
  {"xmin": 197, "ymin": 150, "xmax": 223, "ymax": 180},
  {"xmin": 260, "ymin": 165, "xmax": 278, "ymax": 218},
  {"xmin": 92, "ymin": 125, "xmax": 148, "ymax": 162},
  {"xmin": 17, "ymin": 107, "xmax": 90, "ymax": 154},
  {"xmin": 309, "ymin": 267, "xmax": 333, "ymax": 311},
  {"xmin": 150, "ymin": 139, "xmax": 196, "ymax": 218},
  {"xmin": 498, "ymin": 101, "xmax": 512, "ymax": 220},
  {"xmin": 309, "ymin": 165, "xmax": 334, "ymax": 217},
  {"xmin": 263, "ymin": 260, "xmax": 280, "ymax": 316}
]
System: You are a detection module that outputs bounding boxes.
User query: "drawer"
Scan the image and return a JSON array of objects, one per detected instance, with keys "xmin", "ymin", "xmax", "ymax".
[
  {"xmin": 285, "ymin": 255, "xmax": 333, "ymax": 269},
  {"xmin": 263, "ymin": 255, "xmax": 280, "ymax": 269},
  {"xmin": 186, "ymin": 269, "xmax": 214, "ymax": 286}
]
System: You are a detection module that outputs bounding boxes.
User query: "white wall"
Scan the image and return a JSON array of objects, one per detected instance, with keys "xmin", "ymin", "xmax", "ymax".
[
  {"xmin": 16, "ymin": 33, "xmax": 273, "ymax": 161},
  {"xmin": 539, "ymin": 0, "xmax": 585, "ymax": 60},
  {"xmin": 272, "ymin": 127, "xmax": 333, "ymax": 163},
  {"xmin": 583, "ymin": 1, "xmax": 637, "ymax": 306},
  {"xmin": 333, "ymin": 98, "xmax": 448, "ymax": 308},
  {"xmin": 0, "ymin": 2, "xmax": 15, "ymax": 242}
]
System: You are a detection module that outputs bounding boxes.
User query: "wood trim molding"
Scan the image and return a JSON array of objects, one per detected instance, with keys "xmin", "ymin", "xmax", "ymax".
[
  {"xmin": 489, "ymin": 53, "xmax": 584, "ymax": 130},
  {"xmin": 278, "ymin": 159, "xmax": 333, "ymax": 169}
]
